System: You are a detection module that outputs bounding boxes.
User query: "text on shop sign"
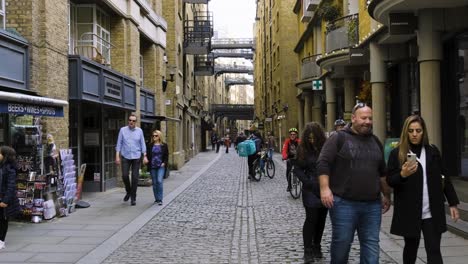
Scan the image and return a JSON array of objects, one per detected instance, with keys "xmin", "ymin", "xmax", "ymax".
[{"xmin": 0, "ymin": 101, "xmax": 64, "ymax": 117}]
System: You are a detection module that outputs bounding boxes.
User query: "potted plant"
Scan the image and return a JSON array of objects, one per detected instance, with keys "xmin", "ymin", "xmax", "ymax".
[{"xmin": 138, "ymin": 166, "xmax": 152, "ymax": 186}]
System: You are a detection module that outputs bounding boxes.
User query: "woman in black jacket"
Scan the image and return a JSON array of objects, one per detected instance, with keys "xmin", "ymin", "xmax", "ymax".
[
  {"xmin": 387, "ymin": 115, "xmax": 460, "ymax": 264},
  {"xmin": 0, "ymin": 146, "xmax": 19, "ymax": 250},
  {"xmin": 144, "ymin": 130, "xmax": 169, "ymax": 205},
  {"xmin": 293, "ymin": 122, "xmax": 327, "ymax": 263}
]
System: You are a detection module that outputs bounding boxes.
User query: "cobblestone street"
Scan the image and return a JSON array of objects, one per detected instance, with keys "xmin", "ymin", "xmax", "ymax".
[{"xmin": 103, "ymin": 150, "xmax": 396, "ymax": 264}]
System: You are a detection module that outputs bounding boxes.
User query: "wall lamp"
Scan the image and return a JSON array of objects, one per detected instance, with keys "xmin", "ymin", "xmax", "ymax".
[{"xmin": 162, "ymin": 66, "xmax": 176, "ymax": 93}]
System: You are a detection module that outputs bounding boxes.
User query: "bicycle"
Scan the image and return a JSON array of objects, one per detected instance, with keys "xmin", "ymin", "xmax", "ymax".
[
  {"xmin": 260, "ymin": 148, "xmax": 275, "ymax": 179},
  {"xmin": 288, "ymin": 163, "xmax": 302, "ymax": 199},
  {"xmin": 251, "ymin": 153, "xmax": 264, "ymax": 181}
]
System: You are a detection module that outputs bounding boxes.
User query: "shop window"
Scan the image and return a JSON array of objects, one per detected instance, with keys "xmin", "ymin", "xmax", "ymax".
[
  {"xmin": 0, "ymin": 0, "xmax": 5, "ymax": 29},
  {"xmin": 69, "ymin": 3, "xmax": 111, "ymax": 64}
]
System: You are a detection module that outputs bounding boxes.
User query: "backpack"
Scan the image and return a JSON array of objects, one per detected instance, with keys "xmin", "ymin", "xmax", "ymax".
[{"xmin": 238, "ymin": 140, "xmax": 256, "ymax": 157}]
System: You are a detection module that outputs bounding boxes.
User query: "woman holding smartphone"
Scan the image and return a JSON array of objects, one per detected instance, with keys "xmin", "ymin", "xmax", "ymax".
[{"xmin": 387, "ymin": 115, "xmax": 460, "ymax": 264}]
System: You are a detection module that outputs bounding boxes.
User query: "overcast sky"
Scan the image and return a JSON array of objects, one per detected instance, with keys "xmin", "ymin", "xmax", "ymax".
[{"xmin": 209, "ymin": 0, "xmax": 256, "ymax": 38}]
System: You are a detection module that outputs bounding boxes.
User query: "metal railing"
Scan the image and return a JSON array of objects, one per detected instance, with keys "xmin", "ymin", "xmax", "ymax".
[
  {"xmin": 73, "ymin": 32, "xmax": 114, "ymax": 65},
  {"xmin": 325, "ymin": 14, "xmax": 359, "ymax": 53},
  {"xmin": 301, "ymin": 54, "xmax": 321, "ymax": 79}
]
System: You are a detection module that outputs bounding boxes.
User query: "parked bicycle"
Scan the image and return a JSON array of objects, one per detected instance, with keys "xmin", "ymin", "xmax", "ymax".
[{"xmin": 289, "ymin": 163, "xmax": 302, "ymax": 199}]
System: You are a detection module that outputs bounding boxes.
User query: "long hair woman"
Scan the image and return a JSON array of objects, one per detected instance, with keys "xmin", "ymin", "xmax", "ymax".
[
  {"xmin": 293, "ymin": 122, "xmax": 327, "ymax": 263},
  {"xmin": 0, "ymin": 146, "xmax": 19, "ymax": 250},
  {"xmin": 387, "ymin": 115, "xmax": 460, "ymax": 263},
  {"xmin": 144, "ymin": 130, "xmax": 169, "ymax": 205}
]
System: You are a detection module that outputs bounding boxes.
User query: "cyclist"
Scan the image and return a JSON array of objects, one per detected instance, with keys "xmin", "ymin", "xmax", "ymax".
[
  {"xmin": 329, "ymin": 118, "xmax": 346, "ymax": 137},
  {"xmin": 265, "ymin": 131, "xmax": 276, "ymax": 159},
  {"xmin": 282, "ymin": 127, "xmax": 301, "ymax": 191},
  {"xmin": 247, "ymin": 130, "xmax": 263, "ymax": 179}
]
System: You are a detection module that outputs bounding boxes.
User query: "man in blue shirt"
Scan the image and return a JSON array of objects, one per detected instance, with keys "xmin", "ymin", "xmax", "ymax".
[{"xmin": 115, "ymin": 114, "xmax": 148, "ymax": 205}]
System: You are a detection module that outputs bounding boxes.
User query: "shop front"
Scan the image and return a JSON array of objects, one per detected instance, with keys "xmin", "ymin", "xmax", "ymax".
[{"xmin": 69, "ymin": 55, "xmax": 136, "ymax": 192}]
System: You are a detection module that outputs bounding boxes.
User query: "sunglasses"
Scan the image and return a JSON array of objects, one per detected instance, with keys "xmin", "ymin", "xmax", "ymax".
[
  {"xmin": 352, "ymin": 102, "xmax": 368, "ymax": 114},
  {"xmin": 128, "ymin": 119, "xmax": 137, "ymax": 122}
]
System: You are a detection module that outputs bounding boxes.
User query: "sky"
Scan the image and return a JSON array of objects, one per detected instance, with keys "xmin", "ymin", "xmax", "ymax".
[{"xmin": 209, "ymin": 0, "xmax": 256, "ymax": 38}]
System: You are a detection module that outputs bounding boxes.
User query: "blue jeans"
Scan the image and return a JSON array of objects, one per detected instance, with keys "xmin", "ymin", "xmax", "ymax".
[
  {"xmin": 150, "ymin": 167, "xmax": 165, "ymax": 201},
  {"xmin": 329, "ymin": 196, "xmax": 382, "ymax": 264},
  {"xmin": 267, "ymin": 148, "xmax": 273, "ymax": 159}
]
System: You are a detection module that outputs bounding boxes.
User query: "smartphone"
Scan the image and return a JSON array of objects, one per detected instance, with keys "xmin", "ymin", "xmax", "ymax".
[{"xmin": 407, "ymin": 153, "xmax": 417, "ymax": 163}]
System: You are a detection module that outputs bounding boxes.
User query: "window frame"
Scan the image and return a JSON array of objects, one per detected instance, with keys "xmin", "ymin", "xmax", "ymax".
[{"xmin": 0, "ymin": 0, "xmax": 5, "ymax": 29}]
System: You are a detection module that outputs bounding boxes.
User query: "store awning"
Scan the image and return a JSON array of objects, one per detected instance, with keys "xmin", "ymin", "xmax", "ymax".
[
  {"xmin": 0, "ymin": 91, "xmax": 68, "ymax": 117},
  {"xmin": 141, "ymin": 114, "xmax": 181, "ymax": 123}
]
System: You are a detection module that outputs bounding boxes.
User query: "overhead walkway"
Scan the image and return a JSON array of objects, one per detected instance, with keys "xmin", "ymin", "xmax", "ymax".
[
  {"xmin": 224, "ymin": 77, "xmax": 253, "ymax": 87},
  {"xmin": 212, "ymin": 50, "xmax": 253, "ymax": 59},
  {"xmin": 210, "ymin": 104, "xmax": 254, "ymax": 120},
  {"xmin": 211, "ymin": 38, "xmax": 255, "ymax": 50},
  {"xmin": 215, "ymin": 65, "xmax": 253, "ymax": 75}
]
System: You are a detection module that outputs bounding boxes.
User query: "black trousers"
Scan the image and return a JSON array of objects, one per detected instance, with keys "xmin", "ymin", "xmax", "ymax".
[
  {"xmin": 0, "ymin": 209, "xmax": 8, "ymax": 241},
  {"xmin": 121, "ymin": 157, "xmax": 141, "ymax": 201},
  {"xmin": 247, "ymin": 154, "xmax": 256, "ymax": 176},
  {"xmin": 286, "ymin": 159, "xmax": 293, "ymax": 188},
  {"xmin": 303, "ymin": 206, "xmax": 328, "ymax": 249},
  {"xmin": 403, "ymin": 218, "xmax": 443, "ymax": 264}
]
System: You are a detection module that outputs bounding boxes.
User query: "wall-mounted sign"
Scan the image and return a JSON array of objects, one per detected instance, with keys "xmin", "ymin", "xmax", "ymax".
[
  {"xmin": 265, "ymin": 117, "xmax": 273, "ymax": 122},
  {"xmin": 312, "ymin": 80, "xmax": 323, "ymax": 90},
  {"xmin": 388, "ymin": 13, "xmax": 417, "ymax": 35},
  {"xmin": 0, "ymin": 101, "xmax": 64, "ymax": 117}
]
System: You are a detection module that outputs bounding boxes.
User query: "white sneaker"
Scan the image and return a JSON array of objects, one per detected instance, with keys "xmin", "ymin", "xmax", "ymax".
[{"xmin": 0, "ymin": 240, "xmax": 5, "ymax": 249}]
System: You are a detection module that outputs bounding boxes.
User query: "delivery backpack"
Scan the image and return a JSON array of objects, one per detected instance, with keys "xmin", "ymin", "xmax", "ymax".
[{"xmin": 238, "ymin": 139, "xmax": 257, "ymax": 157}]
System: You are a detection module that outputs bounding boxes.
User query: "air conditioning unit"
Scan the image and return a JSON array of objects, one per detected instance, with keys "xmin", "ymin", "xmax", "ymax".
[{"xmin": 304, "ymin": 0, "xmax": 320, "ymax": 11}]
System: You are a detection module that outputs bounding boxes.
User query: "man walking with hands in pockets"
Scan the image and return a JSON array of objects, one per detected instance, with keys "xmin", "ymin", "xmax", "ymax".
[
  {"xmin": 116, "ymin": 114, "xmax": 148, "ymax": 206},
  {"xmin": 317, "ymin": 103, "xmax": 391, "ymax": 263}
]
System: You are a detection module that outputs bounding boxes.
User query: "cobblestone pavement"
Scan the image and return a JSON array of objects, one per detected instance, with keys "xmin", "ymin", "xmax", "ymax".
[{"xmin": 103, "ymin": 151, "xmax": 396, "ymax": 264}]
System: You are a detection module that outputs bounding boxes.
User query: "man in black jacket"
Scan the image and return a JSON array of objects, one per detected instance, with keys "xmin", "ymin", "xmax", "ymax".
[{"xmin": 317, "ymin": 103, "xmax": 391, "ymax": 264}]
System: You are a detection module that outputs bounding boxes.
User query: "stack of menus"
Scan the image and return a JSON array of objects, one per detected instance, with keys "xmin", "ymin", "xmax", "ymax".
[{"xmin": 58, "ymin": 149, "xmax": 77, "ymax": 216}]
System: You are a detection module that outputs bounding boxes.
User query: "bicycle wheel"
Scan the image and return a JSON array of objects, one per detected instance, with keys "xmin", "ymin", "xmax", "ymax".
[
  {"xmin": 266, "ymin": 159, "xmax": 275, "ymax": 179},
  {"xmin": 252, "ymin": 161, "xmax": 262, "ymax": 181},
  {"xmin": 289, "ymin": 171, "xmax": 302, "ymax": 199}
]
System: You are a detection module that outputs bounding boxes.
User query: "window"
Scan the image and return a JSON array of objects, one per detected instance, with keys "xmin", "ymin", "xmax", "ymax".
[
  {"xmin": 139, "ymin": 54, "xmax": 144, "ymax": 87},
  {"xmin": 69, "ymin": 4, "xmax": 111, "ymax": 63},
  {"xmin": 0, "ymin": 0, "xmax": 5, "ymax": 29}
]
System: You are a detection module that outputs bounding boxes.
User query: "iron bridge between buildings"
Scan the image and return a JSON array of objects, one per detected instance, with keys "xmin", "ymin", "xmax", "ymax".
[{"xmin": 211, "ymin": 104, "xmax": 255, "ymax": 120}]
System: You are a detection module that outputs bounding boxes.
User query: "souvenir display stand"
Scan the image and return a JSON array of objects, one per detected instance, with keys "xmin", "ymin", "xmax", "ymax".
[{"xmin": 16, "ymin": 147, "xmax": 77, "ymax": 223}]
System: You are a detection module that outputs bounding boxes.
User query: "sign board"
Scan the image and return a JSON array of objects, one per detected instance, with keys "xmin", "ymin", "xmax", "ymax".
[
  {"xmin": 349, "ymin": 48, "xmax": 369, "ymax": 64},
  {"xmin": 0, "ymin": 101, "xmax": 64, "ymax": 117},
  {"xmin": 312, "ymin": 80, "xmax": 323, "ymax": 90},
  {"xmin": 265, "ymin": 117, "xmax": 272, "ymax": 122},
  {"xmin": 258, "ymin": 123, "xmax": 264, "ymax": 129},
  {"xmin": 165, "ymin": 99, "xmax": 171, "ymax": 105},
  {"xmin": 388, "ymin": 13, "xmax": 417, "ymax": 35}
]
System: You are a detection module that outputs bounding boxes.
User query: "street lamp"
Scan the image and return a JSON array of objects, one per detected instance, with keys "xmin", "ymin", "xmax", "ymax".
[{"xmin": 162, "ymin": 66, "xmax": 176, "ymax": 92}]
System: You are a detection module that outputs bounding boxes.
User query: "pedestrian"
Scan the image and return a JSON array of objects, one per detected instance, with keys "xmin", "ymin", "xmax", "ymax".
[
  {"xmin": 328, "ymin": 118, "xmax": 346, "ymax": 138},
  {"xmin": 224, "ymin": 134, "xmax": 231, "ymax": 153},
  {"xmin": 247, "ymin": 130, "xmax": 262, "ymax": 179},
  {"xmin": 115, "ymin": 114, "xmax": 148, "ymax": 206},
  {"xmin": 317, "ymin": 103, "xmax": 391, "ymax": 263},
  {"xmin": 211, "ymin": 134, "xmax": 217, "ymax": 151},
  {"xmin": 44, "ymin": 134, "xmax": 59, "ymax": 174},
  {"xmin": 0, "ymin": 146, "xmax": 20, "ymax": 250},
  {"xmin": 281, "ymin": 127, "xmax": 301, "ymax": 192},
  {"xmin": 293, "ymin": 122, "xmax": 328, "ymax": 263},
  {"xmin": 144, "ymin": 130, "xmax": 169, "ymax": 206},
  {"xmin": 266, "ymin": 131, "xmax": 276, "ymax": 159},
  {"xmin": 387, "ymin": 115, "xmax": 460, "ymax": 264}
]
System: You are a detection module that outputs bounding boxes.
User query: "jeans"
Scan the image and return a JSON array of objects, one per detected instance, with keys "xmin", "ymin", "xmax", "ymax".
[
  {"xmin": 121, "ymin": 157, "xmax": 141, "ymax": 201},
  {"xmin": 286, "ymin": 159, "xmax": 293, "ymax": 188},
  {"xmin": 0, "ymin": 209, "xmax": 8, "ymax": 241},
  {"xmin": 267, "ymin": 148, "xmax": 273, "ymax": 159},
  {"xmin": 151, "ymin": 167, "xmax": 165, "ymax": 202},
  {"xmin": 329, "ymin": 196, "xmax": 381, "ymax": 264},
  {"xmin": 303, "ymin": 206, "xmax": 328, "ymax": 249}
]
